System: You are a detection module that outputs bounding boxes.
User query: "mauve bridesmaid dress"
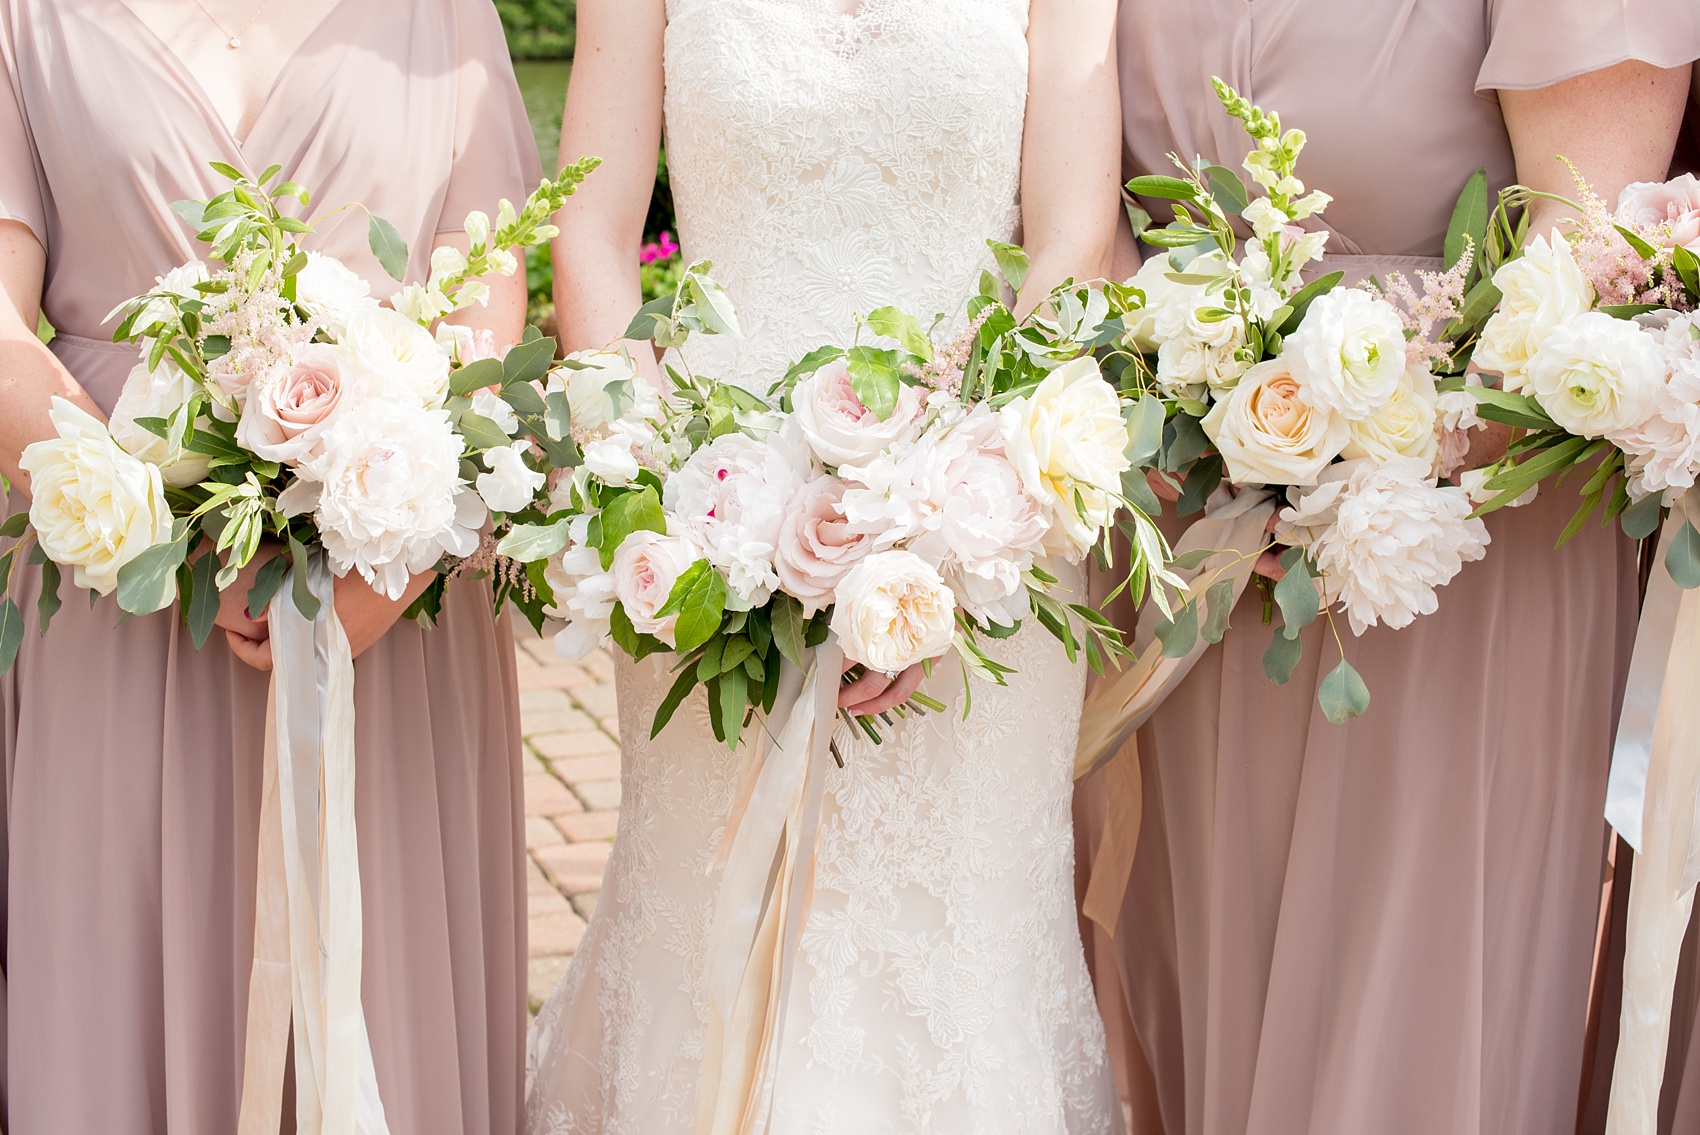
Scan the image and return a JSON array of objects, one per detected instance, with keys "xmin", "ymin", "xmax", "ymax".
[
  {"xmin": 0, "ymin": 0, "xmax": 540, "ymax": 1131},
  {"xmin": 1078, "ymin": 3, "xmax": 1700, "ymax": 1134}
]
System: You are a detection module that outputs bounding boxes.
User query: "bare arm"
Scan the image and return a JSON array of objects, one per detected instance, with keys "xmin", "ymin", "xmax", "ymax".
[
  {"xmin": 550, "ymin": 0, "xmax": 665, "ymax": 364},
  {"xmin": 1016, "ymin": 0, "xmax": 1121, "ymax": 315},
  {"xmin": 0, "ymin": 221, "xmax": 103, "ymax": 495}
]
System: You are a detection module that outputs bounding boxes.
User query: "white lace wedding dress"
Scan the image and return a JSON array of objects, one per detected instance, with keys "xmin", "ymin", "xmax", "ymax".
[{"xmin": 525, "ymin": 2, "xmax": 1123, "ymax": 1132}]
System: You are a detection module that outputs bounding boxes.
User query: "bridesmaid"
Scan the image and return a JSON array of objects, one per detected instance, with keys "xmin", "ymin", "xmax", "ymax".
[
  {"xmin": 0, "ymin": 0, "xmax": 537, "ymax": 1131},
  {"xmin": 1078, "ymin": 3, "xmax": 1700, "ymax": 1133}
]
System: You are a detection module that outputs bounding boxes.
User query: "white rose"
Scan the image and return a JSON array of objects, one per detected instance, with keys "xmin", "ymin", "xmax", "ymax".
[
  {"xmin": 295, "ymin": 252, "xmax": 378, "ymax": 338},
  {"xmin": 20, "ymin": 397, "xmax": 171, "ymax": 595},
  {"xmin": 108, "ymin": 360, "xmax": 215, "ymax": 487},
  {"xmin": 998, "ymin": 356, "xmax": 1131, "ymax": 559},
  {"xmin": 665, "ymin": 431, "xmax": 808, "ymax": 610},
  {"xmin": 476, "ymin": 440, "xmax": 546, "ymax": 514},
  {"xmin": 610, "ymin": 530, "xmax": 703, "ymax": 646},
  {"xmin": 830, "ymin": 549, "xmax": 959, "ymax": 674},
  {"xmin": 1278, "ymin": 457, "xmax": 1488, "ymax": 634},
  {"xmin": 1525, "ymin": 312, "xmax": 1664, "ymax": 438},
  {"xmin": 338, "ymin": 306, "xmax": 452, "ymax": 407},
  {"xmin": 1341, "ymin": 365, "xmax": 1440, "ymax": 470},
  {"xmin": 791, "ymin": 359, "xmax": 925, "ymax": 467},
  {"xmin": 1202, "ymin": 357, "xmax": 1350, "ymax": 486},
  {"xmin": 1156, "ymin": 334, "xmax": 1248, "ymax": 395},
  {"xmin": 1474, "ymin": 232, "xmax": 1594, "ymax": 392},
  {"xmin": 1284, "ymin": 288, "xmax": 1408, "ymax": 421},
  {"xmin": 302, "ymin": 398, "xmax": 480, "ymax": 598}
]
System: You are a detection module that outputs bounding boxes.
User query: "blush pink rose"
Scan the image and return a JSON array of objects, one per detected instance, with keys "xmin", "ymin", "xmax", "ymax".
[
  {"xmin": 237, "ymin": 343, "xmax": 356, "ymax": 464},
  {"xmin": 791, "ymin": 360, "xmax": 924, "ymax": 467},
  {"xmin": 774, "ymin": 475, "xmax": 878, "ymax": 615},
  {"xmin": 1618, "ymin": 174, "xmax": 1700, "ymax": 249},
  {"xmin": 611, "ymin": 530, "xmax": 703, "ymax": 646}
]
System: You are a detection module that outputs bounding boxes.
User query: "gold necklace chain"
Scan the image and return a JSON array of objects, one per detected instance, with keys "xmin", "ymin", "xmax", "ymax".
[{"xmin": 188, "ymin": 0, "xmax": 274, "ymax": 49}]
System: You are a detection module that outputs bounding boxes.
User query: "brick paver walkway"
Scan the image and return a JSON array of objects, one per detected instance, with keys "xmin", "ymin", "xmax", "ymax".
[{"xmin": 514, "ymin": 628, "xmax": 620, "ymax": 1011}]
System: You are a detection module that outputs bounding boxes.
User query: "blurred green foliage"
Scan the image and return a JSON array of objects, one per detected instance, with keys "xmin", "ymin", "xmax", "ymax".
[{"xmin": 497, "ymin": 0, "xmax": 575, "ymax": 60}]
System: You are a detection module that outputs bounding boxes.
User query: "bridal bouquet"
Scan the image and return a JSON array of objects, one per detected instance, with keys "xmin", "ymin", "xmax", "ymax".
[
  {"xmin": 0, "ymin": 158, "xmax": 599, "ymax": 668},
  {"xmin": 507, "ymin": 259, "xmax": 1171, "ymax": 749}
]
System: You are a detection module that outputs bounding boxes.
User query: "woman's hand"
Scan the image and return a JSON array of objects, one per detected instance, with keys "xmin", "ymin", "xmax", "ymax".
[
  {"xmin": 224, "ymin": 566, "xmax": 438, "ymax": 671},
  {"xmin": 838, "ymin": 657, "xmax": 934, "ymax": 716}
]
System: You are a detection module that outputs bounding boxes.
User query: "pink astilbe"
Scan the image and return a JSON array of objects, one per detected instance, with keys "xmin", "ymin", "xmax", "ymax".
[
  {"xmin": 1365, "ymin": 242, "xmax": 1473, "ymax": 369},
  {"xmin": 204, "ymin": 249, "xmax": 316, "ymax": 408},
  {"xmin": 1571, "ymin": 177, "xmax": 1690, "ymax": 310},
  {"xmin": 905, "ymin": 307, "xmax": 993, "ymax": 398}
]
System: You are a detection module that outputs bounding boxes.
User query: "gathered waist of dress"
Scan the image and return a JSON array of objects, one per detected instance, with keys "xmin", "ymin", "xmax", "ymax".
[
  {"xmin": 1312, "ymin": 251, "xmax": 1445, "ymax": 288},
  {"xmin": 50, "ymin": 332, "xmax": 139, "ymax": 417}
]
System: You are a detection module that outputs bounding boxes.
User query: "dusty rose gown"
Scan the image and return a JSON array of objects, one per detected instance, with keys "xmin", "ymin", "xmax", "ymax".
[
  {"xmin": 1077, "ymin": 3, "xmax": 1700, "ymax": 1134},
  {"xmin": 0, "ymin": 1, "xmax": 539, "ymax": 1131}
]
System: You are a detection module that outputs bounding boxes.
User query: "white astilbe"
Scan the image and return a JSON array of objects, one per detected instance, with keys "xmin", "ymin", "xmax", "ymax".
[{"xmin": 1278, "ymin": 457, "xmax": 1488, "ymax": 635}]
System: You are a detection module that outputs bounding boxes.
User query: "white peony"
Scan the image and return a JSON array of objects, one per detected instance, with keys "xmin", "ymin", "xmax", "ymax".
[
  {"xmin": 1614, "ymin": 311, "xmax": 1700, "ymax": 496},
  {"xmin": 830, "ymin": 549, "xmax": 959, "ymax": 674},
  {"xmin": 664, "ymin": 431, "xmax": 809, "ymax": 610},
  {"xmin": 1525, "ymin": 312, "xmax": 1665, "ymax": 438},
  {"xmin": 299, "ymin": 397, "xmax": 481, "ymax": 598},
  {"xmin": 998, "ymin": 356, "xmax": 1130, "ymax": 558},
  {"xmin": 1283, "ymin": 288, "xmax": 1407, "ymax": 421},
  {"xmin": 108, "ymin": 360, "xmax": 215, "ymax": 487},
  {"xmin": 20, "ymin": 397, "xmax": 172, "ymax": 595},
  {"xmin": 1277, "ymin": 457, "xmax": 1488, "ymax": 634},
  {"xmin": 610, "ymin": 530, "xmax": 704, "ymax": 646},
  {"xmin": 338, "ymin": 306, "xmax": 452, "ymax": 407},
  {"xmin": 476, "ymin": 440, "xmax": 546, "ymax": 514},
  {"xmin": 791, "ymin": 359, "xmax": 926, "ymax": 467},
  {"xmin": 1202, "ymin": 357, "xmax": 1350, "ymax": 486},
  {"xmin": 294, "ymin": 252, "xmax": 378, "ymax": 338},
  {"xmin": 1473, "ymin": 232, "xmax": 1594, "ymax": 392},
  {"xmin": 1341, "ymin": 365, "xmax": 1440, "ymax": 470}
]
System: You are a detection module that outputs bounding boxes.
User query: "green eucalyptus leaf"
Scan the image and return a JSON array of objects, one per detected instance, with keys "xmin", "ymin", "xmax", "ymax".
[
  {"xmin": 0, "ymin": 598, "xmax": 22, "ymax": 673},
  {"xmin": 1273, "ymin": 555, "xmax": 1319, "ymax": 638},
  {"xmin": 1155, "ymin": 600, "xmax": 1198, "ymax": 659},
  {"xmin": 502, "ymin": 335, "xmax": 557, "ymax": 386},
  {"xmin": 1262, "ymin": 626, "xmax": 1303, "ymax": 684},
  {"xmin": 1621, "ymin": 493, "xmax": 1665, "ymax": 541},
  {"xmin": 501, "ymin": 379, "xmax": 547, "ymax": 416},
  {"xmin": 449, "ymin": 357, "xmax": 505, "ymax": 397},
  {"xmin": 188, "ymin": 551, "xmax": 220, "ymax": 649},
  {"xmin": 0, "ymin": 512, "xmax": 27, "ymax": 540},
  {"xmin": 36, "ymin": 557, "xmax": 61, "ymax": 637},
  {"xmin": 1125, "ymin": 393, "xmax": 1166, "ymax": 468},
  {"xmin": 1319, "ymin": 657, "xmax": 1371, "ymax": 724},
  {"xmin": 623, "ymin": 294, "xmax": 677, "ymax": 342},
  {"xmin": 115, "ymin": 527, "xmax": 190, "ymax": 616},
  {"xmin": 686, "ymin": 274, "xmax": 742, "ymax": 338},
  {"xmin": 247, "ymin": 553, "xmax": 289, "ymax": 617},
  {"xmin": 456, "ymin": 410, "xmax": 513, "ymax": 452},
  {"xmin": 1201, "ymin": 578, "xmax": 1236, "ymax": 644},
  {"xmin": 497, "ymin": 520, "xmax": 572, "ymax": 563},
  {"xmin": 287, "ymin": 534, "xmax": 320, "ymax": 622},
  {"xmin": 367, "ymin": 214, "xmax": 410, "ymax": 281},
  {"xmin": 1667, "ymin": 519, "xmax": 1700, "ymax": 589},
  {"xmin": 1204, "ymin": 166, "xmax": 1250, "ymax": 216}
]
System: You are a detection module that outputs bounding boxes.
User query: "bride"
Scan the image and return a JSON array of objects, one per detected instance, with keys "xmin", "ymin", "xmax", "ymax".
[{"xmin": 527, "ymin": 1, "xmax": 1124, "ymax": 1131}]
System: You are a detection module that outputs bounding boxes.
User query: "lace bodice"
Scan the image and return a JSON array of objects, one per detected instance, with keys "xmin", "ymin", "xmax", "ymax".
[{"xmin": 661, "ymin": 0, "xmax": 1030, "ymax": 387}]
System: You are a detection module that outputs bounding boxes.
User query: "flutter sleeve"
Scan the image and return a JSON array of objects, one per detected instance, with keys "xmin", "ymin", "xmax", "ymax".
[
  {"xmin": 1479, "ymin": 0, "xmax": 1700, "ymax": 92},
  {"xmin": 438, "ymin": 0, "xmax": 544, "ymax": 233},
  {"xmin": 0, "ymin": 17, "xmax": 46, "ymax": 250}
]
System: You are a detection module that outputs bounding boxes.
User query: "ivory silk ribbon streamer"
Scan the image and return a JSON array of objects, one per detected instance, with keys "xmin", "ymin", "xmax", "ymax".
[
  {"xmin": 238, "ymin": 551, "xmax": 389, "ymax": 1135},
  {"xmin": 695, "ymin": 637, "xmax": 844, "ymax": 1135},
  {"xmin": 1606, "ymin": 492, "xmax": 1700, "ymax": 1135}
]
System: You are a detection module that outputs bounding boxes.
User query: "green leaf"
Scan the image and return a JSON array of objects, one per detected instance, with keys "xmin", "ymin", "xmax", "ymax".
[
  {"xmin": 169, "ymin": 198, "xmax": 208, "ymax": 232},
  {"xmin": 368, "ymin": 214, "xmax": 410, "ymax": 281},
  {"xmin": 1615, "ymin": 224, "xmax": 1661, "ymax": 262},
  {"xmin": 686, "ymin": 273, "xmax": 742, "ymax": 337},
  {"xmin": 650, "ymin": 665, "xmax": 700, "ymax": 738},
  {"xmin": 1262, "ymin": 626, "xmax": 1303, "ymax": 684},
  {"xmin": 845, "ymin": 345, "xmax": 902, "ymax": 421},
  {"xmin": 655, "ymin": 560, "xmax": 726, "ymax": 654},
  {"xmin": 1273, "ymin": 553, "xmax": 1319, "ymax": 638},
  {"xmin": 115, "ymin": 530, "xmax": 190, "ymax": 616},
  {"xmin": 1444, "ymin": 168, "xmax": 1489, "ymax": 272},
  {"xmin": 1274, "ymin": 272, "xmax": 1346, "ymax": 337},
  {"xmin": 502, "ymin": 335, "xmax": 558, "ymax": 387},
  {"xmin": 609, "ymin": 602, "xmax": 666, "ymax": 662},
  {"xmin": 448, "ymin": 357, "xmax": 504, "ymax": 397},
  {"xmin": 770, "ymin": 592, "xmax": 807, "ymax": 670},
  {"xmin": 1204, "ymin": 166, "xmax": 1250, "ymax": 216},
  {"xmin": 1667, "ymin": 519, "xmax": 1700, "ymax": 589},
  {"xmin": 1319, "ymin": 657, "xmax": 1371, "ymax": 724},
  {"xmin": 1672, "ymin": 244, "xmax": 1700, "ymax": 298},
  {"xmin": 0, "ymin": 512, "xmax": 28, "ymax": 539},
  {"xmin": 208, "ymin": 160, "xmax": 244, "ymax": 181},
  {"xmin": 36, "ymin": 558, "xmax": 61, "ymax": 637},
  {"xmin": 988, "ymin": 240, "xmax": 1029, "ymax": 294},
  {"xmin": 1155, "ymin": 600, "xmax": 1198, "ymax": 659},
  {"xmin": 1621, "ymin": 493, "xmax": 1664, "ymax": 541},
  {"xmin": 719, "ymin": 665, "xmax": 748, "ymax": 750},
  {"xmin": 1176, "ymin": 455, "xmax": 1224, "ymax": 519},
  {"xmin": 501, "ymin": 380, "xmax": 547, "ymax": 417},
  {"xmin": 1124, "ymin": 175, "xmax": 1198, "ymax": 201},
  {"xmin": 1600, "ymin": 304, "xmax": 1664, "ymax": 320},
  {"xmin": 247, "ymin": 553, "xmax": 289, "ymax": 617},
  {"xmin": 287, "ymin": 534, "xmax": 320, "ymax": 622},
  {"xmin": 188, "ymin": 551, "xmax": 220, "ymax": 649},
  {"xmin": 596, "ymin": 487, "xmax": 667, "ymax": 570},
  {"xmin": 623, "ymin": 294, "xmax": 677, "ymax": 342},
  {"xmin": 0, "ymin": 598, "xmax": 21, "ymax": 673},
  {"xmin": 782, "ymin": 345, "xmax": 848, "ymax": 386},
  {"xmin": 1125, "ymin": 394, "xmax": 1165, "ymax": 468},
  {"xmin": 720, "ymin": 636, "xmax": 755, "ymax": 674},
  {"xmin": 497, "ymin": 520, "xmax": 572, "ymax": 563},
  {"xmin": 864, "ymin": 306, "xmax": 933, "ymax": 361},
  {"xmin": 1470, "ymin": 387, "xmax": 1559, "ymax": 433},
  {"xmin": 456, "ymin": 410, "xmax": 513, "ymax": 452},
  {"xmin": 1201, "ymin": 578, "xmax": 1236, "ymax": 644}
]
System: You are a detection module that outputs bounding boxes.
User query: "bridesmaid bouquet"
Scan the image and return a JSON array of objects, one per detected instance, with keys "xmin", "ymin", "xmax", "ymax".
[
  {"xmin": 504, "ymin": 258, "xmax": 1172, "ymax": 749},
  {"xmin": 0, "ymin": 158, "xmax": 600, "ymax": 668}
]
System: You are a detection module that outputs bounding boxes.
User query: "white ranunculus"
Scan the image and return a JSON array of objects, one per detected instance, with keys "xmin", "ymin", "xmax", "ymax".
[
  {"xmin": 295, "ymin": 252, "xmax": 378, "ymax": 338},
  {"xmin": 773, "ymin": 475, "xmax": 878, "ymax": 616},
  {"xmin": 830, "ymin": 549, "xmax": 959, "ymax": 674},
  {"xmin": 547, "ymin": 535, "xmax": 617, "ymax": 660},
  {"xmin": 1525, "ymin": 312, "xmax": 1664, "ymax": 438},
  {"xmin": 108, "ymin": 360, "xmax": 215, "ymax": 487},
  {"xmin": 1284, "ymin": 287, "xmax": 1407, "ymax": 421},
  {"xmin": 1278, "ymin": 457, "xmax": 1488, "ymax": 634},
  {"xmin": 610, "ymin": 530, "xmax": 703, "ymax": 646},
  {"xmin": 664, "ymin": 431, "xmax": 809, "ymax": 610},
  {"xmin": 302, "ymin": 397, "xmax": 477, "ymax": 598},
  {"xmin": 791, "ymin": 359, "xmax": 925, "ymax": 467},
  {"xmin": 1201, "ymin": 357, "xmax": 1350, "ymax": 486},
  {"xmin": 20, "ymin": 397, "xmax": 171, "ymax": 594},
  {"xmin": 1341, "ymin": 365, "xmax": 1440, "ymax": 470},
  {"xmin": 550, "ymin": 350, "xmax": 656, "ymax": 434},
  {"xmin": 338, "ymin": 306, "xmax": 452, "ymax": 407},
  {"xmin": 476, "ymin": 440, "xmax": 545, "ymax": 514},
  {"xmin": 1473, "ymin": 232, "xmax": 1594, "ymax": 392},
  {"xmin": 998, "ymin": 356, "xmax": 1131, "ymax": 558}
]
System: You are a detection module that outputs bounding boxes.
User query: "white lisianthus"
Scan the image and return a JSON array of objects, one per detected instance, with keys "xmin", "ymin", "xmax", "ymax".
[
  {"xmin": 665, "ymin": 431, "xmax": 808, "ymax": 610},
  {"xmin": 294, "ymin": 252, "xmax": 377, "ymax": 338},
  {"xmin": 610, "ymin": 530, "xmax": 704, "ymax": 646},
  {"xmin": 1473, "ymin": 233, "xmax": 1594, "ymax": 392},
  {"xmin": 1341, "ymin": 365, "xmax": 1440, "ymax": 470},
  {"xmin": 830, "ymin": 550, "xmax": 959, "ymax": 674},
  {"xmin": 1278, "ymin": 457, "xmax": 1488, "ymax": 634},
  {"xmin": 302, "ymin": 397, "xmax": 478, "ymax": 598},
  {"xmin": 108, "ymin": 360, "xmax": 216, "ymax": 487},
  {"xmin": 1283, "ymin": 288, "xmax": 1407, "ymax": 421},
  {"xmin": 339, "ymin": 306, "xmax": 452, "ymax": 406},
  {"xmin": 1524, "ymin": 312, "xmax": 1664, "ymax": 438},
  {"xmin": 791, "ymin": 359, "xmax": 926, "ymax": 467},
  {"xmin": 20, "ymin": 398, "xmax": 172, "ymax": 595},
  {"xmin": 470, "ymin": 388, "xmax": 519, "ymax": 435},
  {"xmin": 476, "ymin": 440, "xmax": 545, "ymax": 514},
  {"xmin": 1202, "ymin": 358, "xmax": 1350, "ymax": 486},
  {"xmin": 998, "ymin": 356, "xmax": 1131, "ymax": 558}
]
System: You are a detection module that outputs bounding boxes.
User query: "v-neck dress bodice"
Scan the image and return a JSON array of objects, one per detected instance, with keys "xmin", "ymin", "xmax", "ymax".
[{"xmin": 0, "ymin": 3, "xmax": 541, "ymax": 1133}]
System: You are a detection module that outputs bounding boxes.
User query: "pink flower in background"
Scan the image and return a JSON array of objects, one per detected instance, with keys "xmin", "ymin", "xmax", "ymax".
[{"xmin": 639, "ymin": 231, "xmax": 680, "ymax": 265}]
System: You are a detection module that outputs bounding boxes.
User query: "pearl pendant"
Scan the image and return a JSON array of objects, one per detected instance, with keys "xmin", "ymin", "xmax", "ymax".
[{"xmin": 229, "ymin": 36, "xmax": 241, "ymax": 48}]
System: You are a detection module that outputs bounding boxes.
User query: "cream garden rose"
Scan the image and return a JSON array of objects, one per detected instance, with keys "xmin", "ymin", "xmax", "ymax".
[
  {"xmin": 1340, "ymin": 365, "xmax": 1440, "ymax": 470},
  {"xmin": 108, "ymin": 360, "xmax": 215, "ymax": 487},
  {"xmin": 1473, "ymin": 233, "xmax": 1594, "ymax": 392},
  {"xmin": 830, "ymin": 549, "xmax": 958, "ymax": 674},
  {"xmin": 1525, "ymin": 312, "xmax": 1665, "ymax": 438},
  {"xmin": 1202, "ymin": 358, "xmax": 1350, "ymax": 486},
  {"xmin": 1284, "ymin": 288, "xmax": 1407, "ymax": 421},
  {"xmin": 21, "ymin": 398, "xmax": 171, "ymax": 595}
]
